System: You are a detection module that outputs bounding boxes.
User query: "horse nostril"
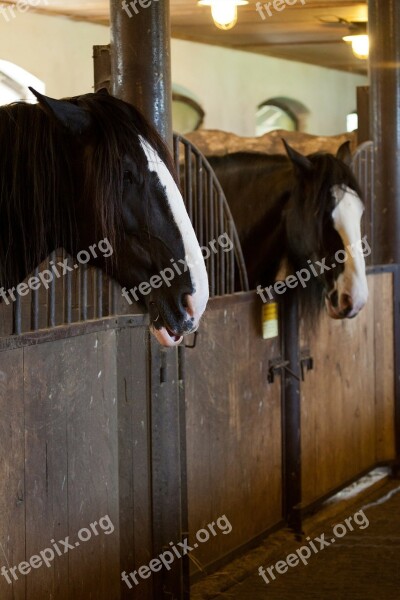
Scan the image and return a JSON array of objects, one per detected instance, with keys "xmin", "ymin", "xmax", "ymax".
[
  {"xmin": 329, "ymin": 290, "xmax": 339, "ymax": 309},
  {"xmin": 182, "ymin": 294, "xmax": 195, "ymax": 318},
  {"xmin": 341, "ymin": 293, "xmax": 353, "ymax": 310},
  {"xmin": 339, "ymin": 293, "xmax": 353, "ymax": 316}
]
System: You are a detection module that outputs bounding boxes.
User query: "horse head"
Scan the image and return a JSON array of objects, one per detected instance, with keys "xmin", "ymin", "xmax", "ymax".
[
  {"xmin": 28, "ymin": 88, "xmax": 209, "ymax": 345},
  {"xmin": 283, "ymin": 139, "xmax": 369, "ymax": 319}
]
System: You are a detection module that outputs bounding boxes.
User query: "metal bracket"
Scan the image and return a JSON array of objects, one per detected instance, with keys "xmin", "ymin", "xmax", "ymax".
[
  {"xmin": 300, "ymin": 349, "xmax": 314, "ymax": 381},
  {"xmin": 268, "ymin": 350, "xmax": 314, "ymax": 384},
  {"xmin": 268, "ymin": 358, "xmax": 299, "ymax": 383},
  {"xmin": 184, "ymin": 331, "xmax": 198, "ymax": 349}
]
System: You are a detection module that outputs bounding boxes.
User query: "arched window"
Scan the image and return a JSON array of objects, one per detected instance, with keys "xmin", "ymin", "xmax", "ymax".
[
  {"xmin": 256, "ymin": 97, "xmax": 309, "ymax": 136},
  {"xmin": 0, "ymin": 60, "xmax": 45, "ymax": 105},
  {"xmin": 346, "ymin": 111, "xmax": 358, "ymax": 132},
  {"xmin": 172, "ymin": 85, "xmax": 205, "ymax": 134}
]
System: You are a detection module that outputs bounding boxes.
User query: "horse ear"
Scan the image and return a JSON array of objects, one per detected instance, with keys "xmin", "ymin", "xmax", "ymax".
[
  {"xmin": 28, "ymin": 87, "xmax": 92, "ymax": 135},
  {"xmin": 282, "ymin": 139, "xmax": 313, "ymax": 173},
  {"xmin": 336, "ymin": 141, "xmax": 352, "ymax": 167}
]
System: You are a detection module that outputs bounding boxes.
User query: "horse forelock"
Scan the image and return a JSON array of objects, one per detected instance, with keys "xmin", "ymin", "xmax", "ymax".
[{"xmin": 297, "ymin": 152, "xmax": 363, "ymax": 249}]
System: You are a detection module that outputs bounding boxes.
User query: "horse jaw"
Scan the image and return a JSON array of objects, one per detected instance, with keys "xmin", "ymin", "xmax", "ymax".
[{"xmin": 330, "ymin": 185, "xmax": 369, "ymax": 318}]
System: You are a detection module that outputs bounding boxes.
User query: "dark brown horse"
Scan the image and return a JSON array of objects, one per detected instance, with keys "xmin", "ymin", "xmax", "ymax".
[{"xmin": 207, "ymin": 141, "xmax": 369, "ymax": 319}]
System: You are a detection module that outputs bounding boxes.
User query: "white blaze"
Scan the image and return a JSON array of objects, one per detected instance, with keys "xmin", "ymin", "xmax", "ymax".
[
  {"xmin": 139, "ymin": 137, "xmax": 209, "ymax": 323},
  {"xmin": 331, "ymin": 185, "xmax": 369, "ymax": 315}
]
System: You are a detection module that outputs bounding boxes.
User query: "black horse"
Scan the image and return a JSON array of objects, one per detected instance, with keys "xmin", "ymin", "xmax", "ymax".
[
  {"xmin": 0, "ymin": 89, "xmax": 208, "ymax": 346},
  {"xmin": 207, "ymin": 141, "xmax": 369, "ymax": 320}
]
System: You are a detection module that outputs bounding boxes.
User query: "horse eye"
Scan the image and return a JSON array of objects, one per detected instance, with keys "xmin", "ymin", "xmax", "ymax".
[{"xmin": 123, "ymin": 170, "xmax": 134, "ymax": 185}]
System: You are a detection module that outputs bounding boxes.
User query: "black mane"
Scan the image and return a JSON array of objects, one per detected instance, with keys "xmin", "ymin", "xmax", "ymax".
[{"xmin": 0, "ymin": 93, "xmax": 175, "ymax": 289}]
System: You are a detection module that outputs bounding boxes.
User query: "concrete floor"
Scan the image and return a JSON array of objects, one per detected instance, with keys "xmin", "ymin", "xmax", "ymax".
[{"xmin": 191, "ymin": 479, "xmax": 400, "ymax": 600}]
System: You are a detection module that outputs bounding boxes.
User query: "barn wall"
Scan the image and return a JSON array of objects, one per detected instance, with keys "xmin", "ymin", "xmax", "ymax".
[
  {"xmin": 0, "ymin": 11, "xmax": 366, "ymax": 136},
  {"xmin": 171, "ymin": 38, "xmax": 367, "ymax": 137}
]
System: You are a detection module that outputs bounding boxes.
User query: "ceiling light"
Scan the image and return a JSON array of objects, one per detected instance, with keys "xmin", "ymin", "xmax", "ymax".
[
  {"xmin": 198, "ymin": 0, "xmax": 248, "ymax": 31},
  {"xmin": 343, "ymin": 22, "xmax": 369, "ymax": 60}
]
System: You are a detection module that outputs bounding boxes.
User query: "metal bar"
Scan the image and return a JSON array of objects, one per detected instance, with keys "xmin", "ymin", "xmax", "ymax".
[
  {"xmin": 368, "ymin": 0, "xmax": 400, "ymax": 263},
  {"xmin": 196, "ymin": 153, "xmax": 203, "ymax": 248},
  {"xmin": 31, "ymin": 267, "xmax": 39, "ymax": 331},
  {"xmin": 65, "ymin": 254, "xmax": 72, "ymax": 324},
  {"xmin": 48, "ymin": 253, "xmax": 56, "ymax": 328},
  {"xmin": 13, "ymin": 294, "xmax": 22, "ymax": 335},
  {"xmin": 80, "ymin": 264, "xmax": 88, "ymax": 322},
  {"xmin": 174, "ymin": 135, "xmax": 181, "ymax": 181},
  {"xmin": 93, "ymin": 45, "xmax": 111, "ymax": 93},
  {"xmin": 184, "ymin": 143, "xmax": 193, "ymax": 223},
  {"xmin": 207, "ymin": 173, "xmax": 215, "ymax": 298},
  {"xmin": 229, "ymin": 219, "xmax": 235, "ymax": 293},
  {"xmin": 218, "ymin": 194, "xmax": 225, "ymax": 296},
  {"xmin": 96, "ymin": 269, "xmax": 103, "ymax": 318}
]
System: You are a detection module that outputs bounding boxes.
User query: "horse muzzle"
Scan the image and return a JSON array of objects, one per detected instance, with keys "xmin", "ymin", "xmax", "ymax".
[
  {"xmin": 149, "ymin": 293, "xmax": 203, "ymax": 347},
  {"xmin": 325, "ymin": 289, "xmax": 368, "ymax": 320}
]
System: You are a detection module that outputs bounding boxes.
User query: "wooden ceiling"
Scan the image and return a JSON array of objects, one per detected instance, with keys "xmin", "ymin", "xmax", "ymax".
[{"xmin": 3, "ymin": 0, "xmax": 368, "ymax": 74}]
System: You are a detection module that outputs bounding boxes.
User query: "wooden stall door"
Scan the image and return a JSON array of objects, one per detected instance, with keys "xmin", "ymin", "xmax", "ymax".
[
  {"xmin": 185, "ymin": 292, "xmax": 283, "ymax": 576},
  {"xmin": 0, "ymin": 318, "xmax": 157, "ymax": 600},
  {"xmin": 300, "ymin": 271, "xmax": 396, "ymax": 507}
]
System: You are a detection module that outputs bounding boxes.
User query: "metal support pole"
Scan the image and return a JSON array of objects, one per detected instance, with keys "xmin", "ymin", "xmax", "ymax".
[
  {"xmin": 109, "ymin": 0, "xmax": 173, "ymax": 146},
  {"xmin": 368, "ymin": 0, "xmax": 400, "ymax": 264},
  {"xmin": 282, "ymin": 293, "xmax": 302, "ymax": 533}
]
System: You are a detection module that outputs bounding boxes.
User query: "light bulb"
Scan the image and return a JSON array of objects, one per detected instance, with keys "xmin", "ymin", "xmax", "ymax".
[
  {"xmin": 211, "ymin": 0, "xmax": 237, "ymax": 30},
  {"xmin": 198, "ymin": 0, "xmax": 248, "ymax": 31},
  {"xmin": 343, "ymin": 34, "xmax": 369, "ymax": 60}
]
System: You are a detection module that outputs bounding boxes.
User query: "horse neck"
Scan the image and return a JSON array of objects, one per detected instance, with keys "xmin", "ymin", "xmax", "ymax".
[{"xmin": 217, "ymin": 156, "xmax": 294, "ymax": 287}]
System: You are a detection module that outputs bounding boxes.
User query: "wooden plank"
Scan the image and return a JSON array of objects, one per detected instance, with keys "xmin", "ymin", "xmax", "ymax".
[
  {"xmin": 185, "ymin": 293, "xmax": 282, "ymax": 574},
  {"xmin": 0, "ymin": 349, "xmax": 26, "ymax": 600},
  {"xmin": 117, "ymin": 327, "xmax": 153, "ymax": 600},
  {"xmin": 21, "ymin": 331, "xmax": 120, "ymax": 600},
  {"xmin": 65, "ymin": 331, "xmax": 120, "ymax": 600},
  {"xmin": 150, "ymin": 341, "xmax": 186, "ymax": 598},
  {"xmin": 373, "ymin": 273, "xmax": 396, "ymax": 461}
]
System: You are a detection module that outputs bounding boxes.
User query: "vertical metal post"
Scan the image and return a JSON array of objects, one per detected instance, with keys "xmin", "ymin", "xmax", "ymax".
[
  {"xmin": 93, "ymin": 45, "xmax": 112, "ymax": 93},
  {"xmin": 109, "ymin": 0, "xmax": 173, "ymax": 146},
  {"xmin": 368, "ymin": 0, "xmax": 400, "ymax": 263},
  {"xmin": 282, "ymin": 293, "xmax": 302, "ymax": 533}
]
